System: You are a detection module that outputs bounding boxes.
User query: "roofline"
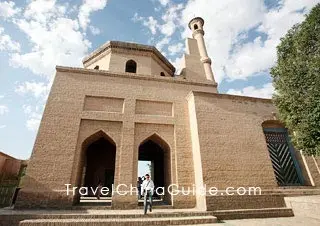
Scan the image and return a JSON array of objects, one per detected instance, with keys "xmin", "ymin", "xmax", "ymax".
[
  {"xmin": 55, "ymin": 66, "xmax": 217, "ymax": 88},
  {"xmin": 0, "ymin": 151, "xmax": 25, "ymax": 161},
  {"xmin": 186, "ymin": 90, "xmax": 273, "ymax": 103},
  {"xmin": 82, "ymin": 41, "xmax": 176, "ymax": 73}
]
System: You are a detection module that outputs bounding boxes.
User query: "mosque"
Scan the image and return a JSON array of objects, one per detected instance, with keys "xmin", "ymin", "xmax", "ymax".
[{"xmin": 13, "ymin": 17, "xmax": 320, "ymax": 221}]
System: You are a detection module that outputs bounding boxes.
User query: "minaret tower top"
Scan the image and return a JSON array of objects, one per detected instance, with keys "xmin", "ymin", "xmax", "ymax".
[
  {"xmin": 188, "ymin": 17, "xmax": 205, "ymax": 36},
  {"xmin": 188, "ymin": 17, "xmax": 216, "ymax": 84}
]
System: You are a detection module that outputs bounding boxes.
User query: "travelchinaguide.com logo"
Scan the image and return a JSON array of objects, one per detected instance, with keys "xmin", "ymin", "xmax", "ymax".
[{"xmin": 65, "ymin": 184, "xmax": 262, "ymax": 196}]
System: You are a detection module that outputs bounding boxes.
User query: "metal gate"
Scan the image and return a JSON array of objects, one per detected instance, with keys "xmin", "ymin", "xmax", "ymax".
[
  {"xmin": 0, "ymin": 184, "xmax": 17, "ymax": 207},
  {"xmin": 264, "ymin": 128, "xmax": 302, "ymax": 186}
]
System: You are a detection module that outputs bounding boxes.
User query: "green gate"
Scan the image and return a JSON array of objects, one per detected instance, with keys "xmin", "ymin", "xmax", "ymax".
[
  {"xmin": 264, "ymin": 128, "xmax": 303, "ymax": 186},
  {"xmin": 0, "ymin": 184, "xmax": 17, "ymax": 208}
]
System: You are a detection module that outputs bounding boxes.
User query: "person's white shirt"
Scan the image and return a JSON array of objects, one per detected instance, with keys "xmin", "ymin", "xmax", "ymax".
[{"xmin": 141, "ymin": 178, "xmax": 154, "ymax": 195}]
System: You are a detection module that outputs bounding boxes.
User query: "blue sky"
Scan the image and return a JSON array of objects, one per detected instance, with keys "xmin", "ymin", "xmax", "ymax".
[{"xmin": 0, "ymin": 0, "xmax": 318, "ymax": 160}]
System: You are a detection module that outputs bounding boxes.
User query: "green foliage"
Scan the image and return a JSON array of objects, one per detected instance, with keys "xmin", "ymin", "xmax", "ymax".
[{"xmin": 271, "ymin": 4, "xmax": 320, "ymax": 155}]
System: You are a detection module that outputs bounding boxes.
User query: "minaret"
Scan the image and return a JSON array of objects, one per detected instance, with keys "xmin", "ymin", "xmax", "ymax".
[{"xmin": 188, "ymin": 17, "xmax": 216, "ymax": 83}]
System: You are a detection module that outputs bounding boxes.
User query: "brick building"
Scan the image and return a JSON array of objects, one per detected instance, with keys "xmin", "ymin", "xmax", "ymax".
[
  {"xmin": 0, "ymin": 152, "xmax": 26, "ymax": 183},
  {"xmin": 15, "ymin": 17, "xmax": 320, "ymax": 217},
  {"xmin": 0, "ymin": 152, "xmax": 27, "ymax": 208}
]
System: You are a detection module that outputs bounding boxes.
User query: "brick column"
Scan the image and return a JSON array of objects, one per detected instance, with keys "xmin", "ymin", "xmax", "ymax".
[{"xmin": 112, "ymin": 98, "xmax": 137, "ymax": 209}]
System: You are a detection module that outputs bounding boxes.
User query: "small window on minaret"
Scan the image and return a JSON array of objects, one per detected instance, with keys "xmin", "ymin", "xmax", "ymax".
[
  {"xmin": 94, "ymin": 65, "xmax": 99, "ymax": 70},
  {"xmin": 194, "ymin": 24, "xmax": 198, "ymax": 30},
  {"xmin": 125, "ymin": 60, "xmax": 137, "ymax": 73},
  {"xmin": 160, "ymin": 72, "xmax": 165, "ymax": 77}
]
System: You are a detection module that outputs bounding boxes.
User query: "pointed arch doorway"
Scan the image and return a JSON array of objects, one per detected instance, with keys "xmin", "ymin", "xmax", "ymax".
[
  {"xmin": 138, "ymin": 134, "xmax": 172, "ymax": 205},
  {"xmin": 79, "ymin": 131, "xmax": 116, "ymax": 205}
]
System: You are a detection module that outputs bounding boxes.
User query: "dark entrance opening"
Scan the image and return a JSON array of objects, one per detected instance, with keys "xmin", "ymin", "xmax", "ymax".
[
  {"xmin": 138, "ymin": 134, "xmax": 171, "ymax": 205},
  {"xmin": 84, "ymin": 137, "xmax": 116, "ymax": 197}
]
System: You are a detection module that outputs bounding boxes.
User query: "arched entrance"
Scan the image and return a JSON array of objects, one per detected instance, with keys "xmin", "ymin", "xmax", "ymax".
[
  {"xmin": 138, "ymin": 134, "xmax": 171, "ymax": 205},
  {"xmin": 79, "ymin": 131, "xmax": 116, "ymax": 204},
  {"xmin": 84, "ymin": 138, "xmax": 116, "ymax": 194},
  {"xmin": 262, "ymin": 120, "xmax": 304, "ymax": 186}
]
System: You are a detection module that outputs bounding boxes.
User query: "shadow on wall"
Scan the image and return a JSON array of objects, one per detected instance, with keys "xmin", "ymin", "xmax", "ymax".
[{"xmin": 15, "ymin": 175, "xmax": 73, "ymax": 209}]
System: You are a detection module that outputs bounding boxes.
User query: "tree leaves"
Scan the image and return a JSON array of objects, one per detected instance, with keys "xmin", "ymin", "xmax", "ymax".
[{"xmin": 271, "ymin": 4, "xmax": 320, "ymax": 156}]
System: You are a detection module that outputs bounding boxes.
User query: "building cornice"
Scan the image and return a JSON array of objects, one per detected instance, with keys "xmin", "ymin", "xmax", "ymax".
[
  {"xmin": 56, "ymin": 66, "xmax": 217, "ymax": 88},
  {"xmin": 82, "ymin": 41, "xmax": 175, "ymax": 73},
  {"xmin": 187, "ymin": 90, "xmax": 273, "ymax": 103}
]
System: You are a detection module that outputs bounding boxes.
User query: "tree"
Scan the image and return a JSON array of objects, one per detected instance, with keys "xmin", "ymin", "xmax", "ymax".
[{"xmin": 271, "ymin": 4, "xmax": 320, "ymax": 156}]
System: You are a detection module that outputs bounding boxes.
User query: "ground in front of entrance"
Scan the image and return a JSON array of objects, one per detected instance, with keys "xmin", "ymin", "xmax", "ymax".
[
  {"xmin": 211, "ymin": 215, "xmax": 320, "ymax": 226},
  {"xmin": 199, "ymin": 195, "xmax": 320, "ymax": 226},
  {"xmin": 0, "ymin": 195, "xmax": 319, "ymax": 225}
]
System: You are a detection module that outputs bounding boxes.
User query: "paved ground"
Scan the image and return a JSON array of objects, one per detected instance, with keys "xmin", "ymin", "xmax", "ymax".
[
  {"xmin": 201, "ymin": 195, "xmax": 320, "ymax": 226},
  {"xmin": 215, "ymin": 216, "xmax": 320, "ymax": 226}
]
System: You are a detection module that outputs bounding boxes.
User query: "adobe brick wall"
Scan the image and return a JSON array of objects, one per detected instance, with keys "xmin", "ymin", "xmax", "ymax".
[
  {"xmin": 206, "ymin": 194, "xmax": 287, "ymax": 210},
  {"xmin": 0, "ymin": 152, "xmax": 23, "ymax": 182},
  {"xmin": 188, "ymin": 91, "xmax": 279, "ymax": 190},
  {"xmin": 15, "ymin": 67, "xmax": 217, "ymax": 209}
]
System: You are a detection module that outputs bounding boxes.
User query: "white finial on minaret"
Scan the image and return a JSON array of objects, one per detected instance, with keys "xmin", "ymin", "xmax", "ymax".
[{"xmin": 188, "ymin": 17, "xmax": 216, "ymax": 83}]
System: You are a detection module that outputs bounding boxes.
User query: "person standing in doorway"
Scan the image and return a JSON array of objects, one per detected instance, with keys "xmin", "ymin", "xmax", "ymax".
[{"xmin": 141, "ymin": 173, "xmax": 154, "ymax": 214}]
